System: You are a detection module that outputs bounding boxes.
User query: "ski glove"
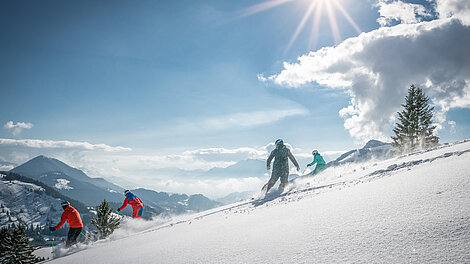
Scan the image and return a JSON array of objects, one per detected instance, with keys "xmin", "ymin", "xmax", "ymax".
[
  {"xmin": 306, "ymin": 164, "xmax": 311, "ymax": 167},
  {"xmin": 49, "ymin": 227, "xmax": 55, "ymax": 232},
  {"xmin": 117, "ymin": 209, "xmax": 121, "ymax": 212}
]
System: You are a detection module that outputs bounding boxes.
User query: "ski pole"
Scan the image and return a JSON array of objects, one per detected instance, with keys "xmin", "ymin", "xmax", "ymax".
[
  {"xmin": 80, "ymin": 231, "xmax": 92, "ymax": 241},
  {"xmin": 302, "ymin": 166, "xmax": 308, "ymax": 175},
  {"xmin": 50, "ymin": 231, "xmax": 54, "ymax": 257}
]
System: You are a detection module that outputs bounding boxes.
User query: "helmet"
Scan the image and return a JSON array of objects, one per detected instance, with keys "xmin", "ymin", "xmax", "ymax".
[
  {"xmin": 312, "ymin": 150, "xmax": 318, "ymax": 155},
  {"xmin": 275, "ymin": 139, "xmax": 283, "ymax": 146},
  {"xmin": 61, "ymin": 201, "xmax": 70, "ymax": 208},
  {"xmin": 124, "ymin": 190, "xmax": 130, "ymax": 196}
]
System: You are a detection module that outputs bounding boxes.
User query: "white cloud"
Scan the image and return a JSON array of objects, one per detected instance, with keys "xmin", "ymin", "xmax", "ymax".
[
  {"xmin": 0, "ymin": 138, "xmax": 132, "ymax": 152},
  {"xmin": 376, "ymin": 0, "xmax": 432, "ymax": 26},
  {"xmin": 3, "ymin": 121, "xmax": 33, "ymax": 135},
  {"xmin": 175, "ymin": 108, "xmax": 309, "ymax": 134},
  {"xmin": 183, "ymin": 147, "xmax": 267, "ymax": 162},
  {"xmin": 0, "ymin": 165, "xmax": 14, "ymax": 171},
  {"xmin": 448, "ymin": 120, "xmax": 456, "ymax": 134},
  {"xmin": 264, "ymin": 5, "xmax": 470, "ymax": 142},
  {"xmin": 436, "ymin": 0, "xmax": 470, "ymax": 24}
]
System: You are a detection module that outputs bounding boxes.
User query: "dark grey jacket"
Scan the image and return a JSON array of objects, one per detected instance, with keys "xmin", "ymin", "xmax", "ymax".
[{"xmin": 267, "ymin": 144, "xmax": 300, "ymax": 174}]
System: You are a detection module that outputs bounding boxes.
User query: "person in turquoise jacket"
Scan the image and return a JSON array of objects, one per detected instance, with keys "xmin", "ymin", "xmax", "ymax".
[{"xmin": 307, "ymin": 150, "xmax": 326, "ymax": 175}]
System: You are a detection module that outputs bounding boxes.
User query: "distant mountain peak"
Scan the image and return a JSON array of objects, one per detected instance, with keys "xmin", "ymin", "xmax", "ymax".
[
  {"xmin": 328, "ymin": 139, "xmax": 393, "ymax": 167},
  {"xmin": 363, "ymin": 139, "xmax": 389, "ymax": 149}
]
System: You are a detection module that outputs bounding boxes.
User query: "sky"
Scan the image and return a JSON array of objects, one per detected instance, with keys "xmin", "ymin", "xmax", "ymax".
[{"xmin": 1, "ymin": 0, "xmax": 469, "ymax": 198}]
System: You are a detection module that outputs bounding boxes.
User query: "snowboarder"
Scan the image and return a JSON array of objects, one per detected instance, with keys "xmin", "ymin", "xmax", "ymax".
[
  {"xmin": 49, "ymin": 201, "xmax": 83, "ymax": 248},
  {"xmin": 117, "ymin": 190, "xmax": 144, "ymax": 218},
  {"xmin": 307, "ymin": 150, "xmax": 326, "ymax": 176},
  {"xmin": 261, "ymin": 139, "xmax": 300, "ymax": 195}
]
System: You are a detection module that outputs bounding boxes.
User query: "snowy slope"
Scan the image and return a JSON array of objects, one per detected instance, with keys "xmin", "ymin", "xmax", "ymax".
[
  {"xmin": 0, "ymin": 174, "xmax": 63, "ymax": 229},
  {"xmin": 48, "ymin": 140, "xmax": 470, "ymax": 263}
]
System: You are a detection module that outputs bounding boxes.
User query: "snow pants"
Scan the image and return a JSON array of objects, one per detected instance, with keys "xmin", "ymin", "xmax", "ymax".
[
  {"xmin": 263, "ymin": 169, "xmax": 289, "ymax": 193},
  {"xmin": 132, "ymin": 206, "xmax": 143, "ymax": 218},
  {"xmin": 66, "ymin": 227, "xmax": 82, "ymax": 248}
]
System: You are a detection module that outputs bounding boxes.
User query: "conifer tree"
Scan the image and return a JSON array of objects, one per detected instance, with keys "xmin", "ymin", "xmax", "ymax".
[
  {"xmin": 91, "ymin": 199, "xmax": 120, "ymax": 239},
  {"xmin": 391, "ymin": 85, "xmax": 439, "ymax": 153},
  {"xmin": 0, "ymin": 227, "xmax": 14, "ymax": 263},
  {"xmin": 0, "ymin": 225, "xmax": 41, "ymax": 264}
]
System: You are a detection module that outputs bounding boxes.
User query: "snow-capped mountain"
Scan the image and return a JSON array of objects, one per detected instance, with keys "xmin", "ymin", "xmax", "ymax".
[
  {"xmin": 10, "ymin": 156, "xmax": 124, "ymax": 206},
  {"xmin": 327, "ymin": 139, "xmax": 394, "ymax": 167},
  {"xmin": 46, "ymin": 139, "xmax": 470, "ymax": 263},
  {"xmin": 9, "ymin": 156, "xmax": 221, "ymax": 214}
]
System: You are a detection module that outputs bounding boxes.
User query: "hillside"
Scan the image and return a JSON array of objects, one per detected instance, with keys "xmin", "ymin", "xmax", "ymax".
[
  {"xmin": 8, "ymin": 156, "xmax": 221, "ymax": 215},
  {"xmin": 0, "ymin": 174, "xmax": 62, "ymax": 229},
  {"xmin": 47, "ymin": 140, "xmax": 470, "ymax": 263}
]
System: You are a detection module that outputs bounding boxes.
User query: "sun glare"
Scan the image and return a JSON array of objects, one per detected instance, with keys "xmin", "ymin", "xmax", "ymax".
[{"xmin": 239, "ymin": 0, "xmax": 362, "ymax": 51}]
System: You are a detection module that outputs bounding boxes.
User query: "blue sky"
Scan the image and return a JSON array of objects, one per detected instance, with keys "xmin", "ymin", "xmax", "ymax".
[{"xmin": 1, "ymin": 0, "xmax": 469, "ymax": 197}]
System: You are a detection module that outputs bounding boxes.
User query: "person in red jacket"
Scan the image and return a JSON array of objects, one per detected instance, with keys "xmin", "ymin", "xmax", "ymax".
[
  {"xmin": 117, "ymin": 190, "xmax": 144, "ymax": 218},
  {"xmin": 50, "ymin": 201, "xmax": 83, "ymax": 247}
]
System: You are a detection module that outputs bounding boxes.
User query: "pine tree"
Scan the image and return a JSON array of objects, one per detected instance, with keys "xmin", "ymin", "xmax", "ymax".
[
  {"xmin": 391, "ymin": 85, "xmax": 439, "ymax": 153},
  {"xmin": 91, "ymin": 199, "xmax": 120, "ymax": 239},
  {"xmin": 0, "ymin": 227, "xmax": 14, "ymax": 263},
  {"xmin": 0, "ymin": 225, "xmax": 41, "ymax": 264}
]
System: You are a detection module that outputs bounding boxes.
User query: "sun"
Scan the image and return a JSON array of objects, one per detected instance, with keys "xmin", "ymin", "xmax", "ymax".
[{"xmin": 238, "ymin": 0, "xmax": 362, "ymax": 51}]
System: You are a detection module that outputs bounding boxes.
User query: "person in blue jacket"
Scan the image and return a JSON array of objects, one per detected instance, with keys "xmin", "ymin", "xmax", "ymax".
[{"xmin": 307, "ymin": 150, "xmax": 326, "ymax": 175}]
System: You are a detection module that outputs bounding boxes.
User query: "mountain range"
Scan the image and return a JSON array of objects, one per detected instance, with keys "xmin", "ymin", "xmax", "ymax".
[{"xmin": 7, "ymin": 156, "xmax": 221, "ymax": 214}]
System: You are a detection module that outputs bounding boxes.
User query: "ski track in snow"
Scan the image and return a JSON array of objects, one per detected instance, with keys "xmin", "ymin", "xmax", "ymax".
[{"xmin": 47, "ymin": 140, "xmax": 470, "ymax": 263}]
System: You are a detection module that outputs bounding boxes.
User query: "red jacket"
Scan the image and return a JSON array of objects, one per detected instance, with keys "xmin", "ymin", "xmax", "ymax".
[
  {"xmin": 119, "ymin": 195, "xmax": 143, "ymax": 211},
  {"xmin": 54, "ymin": 205, "xmax": 83, "ymax": 229}
]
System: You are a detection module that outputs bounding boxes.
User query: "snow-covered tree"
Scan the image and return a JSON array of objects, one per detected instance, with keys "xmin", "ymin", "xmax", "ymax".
[
  {"xmin": 391, "ymin": 85, "xmax": 439, "ymax": 153},
  {"xmin": 0, "ymin": 225, "xmax": 41, "ymax": 263},
  {"xmin": 0, "ymin": 227, "xmax": 14, "ymax": 263},
  {"xmin": 91, "ymin": 199, "xmax": 120, "ymax": 239}
]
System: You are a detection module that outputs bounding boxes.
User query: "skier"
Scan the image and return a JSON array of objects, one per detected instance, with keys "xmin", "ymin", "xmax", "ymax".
[
  {"xmin": 49, "ymin": 201, "xmax": 83, "ymax": 248},
  {"xmin": 307, "ymin": 150, "xmax": 326, "ymax": 176},
  {"xmin": 261, "ymin": 139, "xmax": 300, "ymax": 195},
  {"xmin": 117, "ymin": 190, "xmax": 144, "ymax": 218}
]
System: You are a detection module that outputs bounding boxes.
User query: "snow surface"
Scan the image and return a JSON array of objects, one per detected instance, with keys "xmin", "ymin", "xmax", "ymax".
[
  {"xmin": 0, "ymin": 176, "xmax": 62, "ymax": 228},
  {"xmin": 54, "ymin": 179, "xmax": 74, "ymax": 190},
  {"xmin": 47, "ymin": 140, "xmax": 470, "ymax": 263}
]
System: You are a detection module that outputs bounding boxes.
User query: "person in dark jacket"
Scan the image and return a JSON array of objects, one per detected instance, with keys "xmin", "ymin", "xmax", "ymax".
[
  {"xmin": 261, "ymin": 139, "xmax": 300, "ymax": 195},
  {"xmin": 50, "ymin": 201, "xmax": 83, "ymax": 248}
]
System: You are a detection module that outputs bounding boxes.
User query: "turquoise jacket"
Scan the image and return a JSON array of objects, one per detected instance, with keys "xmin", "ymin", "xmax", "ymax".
[{"xmin": 308, "ymin": 153, "xmax": 325, "ymax": 166}]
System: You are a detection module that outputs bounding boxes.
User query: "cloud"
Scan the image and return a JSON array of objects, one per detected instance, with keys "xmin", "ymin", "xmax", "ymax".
[
  {"xmin": 448, "ymin": 120, "xmax": 456, "ymax": 134},
  {"xmin": 263, "ymin": 2, "xmax": 470, "ymax": 142},
  {"xmin": 175, "ymin": 108, "xmax": 309, "ymax": 134},
  {"xmin": 3, "ymin": 121, "xmax": 33, "ymax": 135},
  {"xmin": 183, "ymin": 147, "xmax": 267, "ymax": 162},
  {"xmin": 436, "ymin": 0, "xmax": 470, "ymax": 24},
  {"xmin": 0, "ymin": 138, "xmax": 131, "ymax": 152},
  {"xmin": 376, "ymin": 0, "xmax": 432, "ymax": 26}
]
